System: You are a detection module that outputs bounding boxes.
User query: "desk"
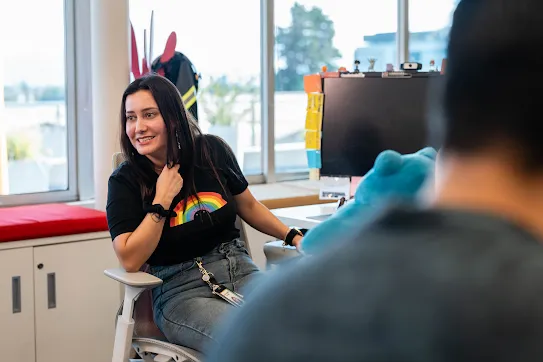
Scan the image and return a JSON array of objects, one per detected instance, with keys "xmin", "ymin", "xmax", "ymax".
[
  {"xmin": 243, "ymin": 202, "xmax": 338, "ymax": 269},
  {"xmin": 272, "ymin": 203, "xmax": 338, "ymax": 229},
  {"xmin": 257, "ymin": 203, "xmax": 338, "ymax": 268}
]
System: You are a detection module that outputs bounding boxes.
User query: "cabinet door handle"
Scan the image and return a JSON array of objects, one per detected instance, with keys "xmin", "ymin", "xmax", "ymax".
[
  {"xmin": 12, "ymin": 276, "xmax": 21, "ymax": 313},
  {"xmin": 47, "ymin": 273, "xmax": 56, "ymax": 309}
]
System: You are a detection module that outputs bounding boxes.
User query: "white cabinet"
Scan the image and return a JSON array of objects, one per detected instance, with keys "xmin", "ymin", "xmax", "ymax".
[
  {"xmin": 0, "ymin": 247, "xmax": 36, "ymax": 362},
  {"xmin": 0, "ymin": 233, "xmax": 121, "ymax": 362}
]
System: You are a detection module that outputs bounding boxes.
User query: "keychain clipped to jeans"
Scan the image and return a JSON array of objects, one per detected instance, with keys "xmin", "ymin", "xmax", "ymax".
[{"xmin": 195, "ymin": 258, "xmax": 244, "ymax": 307}]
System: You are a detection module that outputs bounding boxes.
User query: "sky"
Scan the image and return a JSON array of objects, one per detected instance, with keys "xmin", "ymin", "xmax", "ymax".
[
  {"xmin": 1, "ymin": 0, "xmax": 66, "ymax": 87},
  {"xmin": 1, "ymin": 0, "xmax": 455, "ymax": 87}
]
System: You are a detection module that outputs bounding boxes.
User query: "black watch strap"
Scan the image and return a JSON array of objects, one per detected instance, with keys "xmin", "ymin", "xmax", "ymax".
[
  {"xmin": 143, "ymin": 202, "xmax": 177, "ymax": 218},
  {"xmin": 284, "ymin": 228, "xmax": 303, "ymax": 246}
]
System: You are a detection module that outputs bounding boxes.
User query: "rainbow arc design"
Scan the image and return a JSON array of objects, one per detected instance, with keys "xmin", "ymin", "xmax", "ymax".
[{"xmin": 170, "ymin": 192, "xmax": 227, "ymax": 227}]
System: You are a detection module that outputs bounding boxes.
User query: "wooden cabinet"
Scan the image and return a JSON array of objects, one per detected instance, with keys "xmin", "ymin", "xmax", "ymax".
[{"xmin": 0, "ymin": 233, "xmax": 121, "ymax": 362}]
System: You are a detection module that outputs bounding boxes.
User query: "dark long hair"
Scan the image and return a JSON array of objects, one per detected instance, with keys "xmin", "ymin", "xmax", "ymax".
[{"xmin": 119, "ymin": 74, "xmax": 225, "ymax": 211}]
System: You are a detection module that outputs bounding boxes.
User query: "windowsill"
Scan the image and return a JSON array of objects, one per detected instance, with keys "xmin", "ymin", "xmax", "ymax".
[{"xmin": 68, "ymin": 179, "xmax": 333, "ymax": 210}]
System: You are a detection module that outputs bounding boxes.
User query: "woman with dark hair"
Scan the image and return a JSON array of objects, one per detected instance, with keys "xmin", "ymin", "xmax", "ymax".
[{"xmin": 106, "ymin": 74, "xmax": 303, "ymax": 352}]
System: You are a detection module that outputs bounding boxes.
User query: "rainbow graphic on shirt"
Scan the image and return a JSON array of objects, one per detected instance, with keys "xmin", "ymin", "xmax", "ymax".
[{"xmin": 169, "ymin": 192, "xmax": 228, "ymax": 227}]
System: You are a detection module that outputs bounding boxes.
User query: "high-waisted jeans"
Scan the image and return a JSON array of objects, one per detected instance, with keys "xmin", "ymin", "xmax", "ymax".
[{"xmin": 149, "ymin": 239, "xmax": 263, "ymax": 352}]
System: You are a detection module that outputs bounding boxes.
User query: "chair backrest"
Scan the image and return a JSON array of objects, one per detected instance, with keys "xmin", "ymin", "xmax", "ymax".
[{"xmin": 112, "ymin": 152, "xmax": 125, "ymax": 170}]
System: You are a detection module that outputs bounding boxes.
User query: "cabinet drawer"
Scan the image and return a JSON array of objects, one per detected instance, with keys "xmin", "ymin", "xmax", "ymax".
[{"xmin": 0, "ymin": 247, "xmax": 36, "ymax": 362}]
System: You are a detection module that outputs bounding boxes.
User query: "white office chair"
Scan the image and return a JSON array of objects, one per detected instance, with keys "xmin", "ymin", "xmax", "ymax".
[
  {"xmin": 105, "ymin": 152, "xmax": 205, "ymax": 362},
  {"xmin": 105, "ymin": 268, "xmax": 203, "ymax": 362}
]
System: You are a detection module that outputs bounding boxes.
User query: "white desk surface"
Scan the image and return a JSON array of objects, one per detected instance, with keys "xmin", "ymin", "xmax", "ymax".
[
  {"xmin": 244, "ymin": 202, "xmax": 337, "ymax": 269},
  {"xmin": 272, "ymin": 203, "xmax": 338, "ymax": 229}
]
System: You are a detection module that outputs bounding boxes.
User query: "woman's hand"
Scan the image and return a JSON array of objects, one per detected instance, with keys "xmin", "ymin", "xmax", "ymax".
[{"xmin": 154, "ymin": 164, "xmax": 183, "ymax": 209}]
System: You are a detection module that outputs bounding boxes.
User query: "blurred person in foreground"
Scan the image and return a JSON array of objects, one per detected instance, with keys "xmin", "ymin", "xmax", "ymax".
[{"xmin": 206, "ymin": 0, "xmax": 543, "ymax": 361}]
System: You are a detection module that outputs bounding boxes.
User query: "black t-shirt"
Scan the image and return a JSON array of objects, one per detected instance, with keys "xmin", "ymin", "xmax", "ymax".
[{"xmin": 106, "ymin": 135, "xmax": 248, "ymax": 266}]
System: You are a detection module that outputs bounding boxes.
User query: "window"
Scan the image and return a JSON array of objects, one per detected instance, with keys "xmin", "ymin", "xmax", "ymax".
[
  {"xmin": 0, "ymin": 0, "xmax": 458, "ymax": 207},
  {"xmin": 408, "ymin": 0, "xmax": 458, "ymax": 71},
  {"xmin": 273, "ymin": 0, "xmax": 398, "ymax": 174},
  {"xmin": 1, "ymin": 0, "xmax": 76, "ymax": 205},
  {"xmin": 129, "ymin": 0, "xmax": 262, "ymax": 175}
]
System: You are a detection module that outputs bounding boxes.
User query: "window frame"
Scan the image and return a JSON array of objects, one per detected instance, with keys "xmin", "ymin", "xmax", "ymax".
[
  {"xmin": 73, "ymin": 0, "xmax": 94, "ymax": 202},
  {"xmin": 398, "ymin": 0, "xmax": 410, "ymax": 65}
]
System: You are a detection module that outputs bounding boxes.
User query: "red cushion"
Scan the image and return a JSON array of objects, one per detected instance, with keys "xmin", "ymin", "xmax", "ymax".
[{"xmin": 0, "ymin": 203, "xmax": 109, "ymax": 243}]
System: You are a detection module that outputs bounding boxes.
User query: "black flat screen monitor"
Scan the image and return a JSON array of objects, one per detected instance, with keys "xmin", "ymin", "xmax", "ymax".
[{"xmin": 320, "ymin": 76, "xmax": 443, "ymax": 177}]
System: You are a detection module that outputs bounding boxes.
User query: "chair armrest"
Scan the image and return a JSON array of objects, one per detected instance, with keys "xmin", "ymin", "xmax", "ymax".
[{"xmin": 104, "ymin": 268, "xmax": 163, "ymax": 288}]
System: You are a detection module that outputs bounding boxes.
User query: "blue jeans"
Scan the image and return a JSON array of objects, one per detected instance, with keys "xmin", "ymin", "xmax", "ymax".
[{"xmin": 149, "ymin": 239, "xmax": 263, "ymax": 352}]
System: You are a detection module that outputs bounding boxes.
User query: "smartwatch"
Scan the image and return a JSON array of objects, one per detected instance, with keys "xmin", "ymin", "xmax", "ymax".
[{"xmin": 283, "ymin": 227, "xmax": 304, "ymax": 247}]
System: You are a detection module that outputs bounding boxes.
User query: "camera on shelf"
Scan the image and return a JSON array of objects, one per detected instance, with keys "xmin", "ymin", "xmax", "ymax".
[{"xmin": 401, "ymin": 62, "xmax": 423, "ymax": 71}]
